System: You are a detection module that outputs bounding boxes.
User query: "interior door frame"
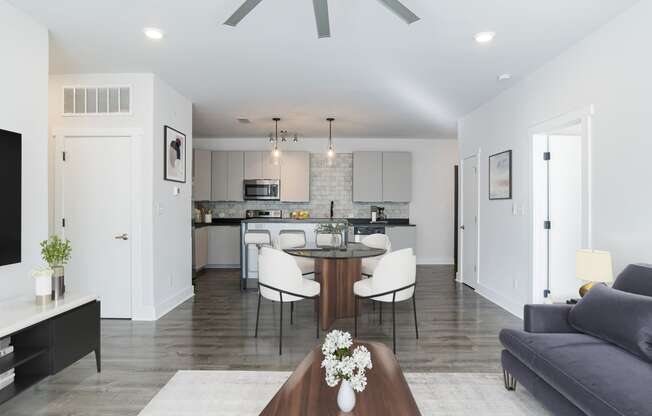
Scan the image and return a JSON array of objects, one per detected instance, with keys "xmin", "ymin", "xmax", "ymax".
[
  {"xmin": 458, "ymin": 151, "xmax": 481, "ymax": 287},
  {"xmin": 529, "ymin": 105, "xmax": 594, "ymax": 304},
  {"xmin": 53, "ymin": 128, "xmax": 143, "ymax": 319}
]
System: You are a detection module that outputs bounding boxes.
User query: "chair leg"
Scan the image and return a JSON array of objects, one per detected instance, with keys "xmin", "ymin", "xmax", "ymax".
[
  {"xmin": 315, "ymin": 297, "xmax": 320, "ymax": 339},
  {"xmin": 254, "ymin": 292, "xmax": 261, "ymax": 338},
  {"xmin": 392, "ymin": 297, "xmax": 396, "ymax": 354},
  {"xmin": 412, "ymin": 295, "xmax": 419, "ymax": 339},
  {"xmin": 354, "ymin": 296, "xmax": 358, "ymax": 338},
  {"xmin": 379, "ymin": 302, "xmax": 383, "ymax": 325},
  {"xmin": 503, "ymin": 370, "xmax": 517, "ymax": 391},
  {"xmin": 290, "ymin": 302, "xmax": 294, "ymax": 325},
  {"xmin": 372, "ymin": 300, "xmax": 376, "ymax": 312},
  {"xmin": 279, "ymin": 294, "xmax": 283, "ymax": 356}
]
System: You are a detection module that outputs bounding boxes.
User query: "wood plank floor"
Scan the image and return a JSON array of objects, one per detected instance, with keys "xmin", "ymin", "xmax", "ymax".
[{"xmin": 0, "ymin": 265, "xmax": 521, "ymax": 416}]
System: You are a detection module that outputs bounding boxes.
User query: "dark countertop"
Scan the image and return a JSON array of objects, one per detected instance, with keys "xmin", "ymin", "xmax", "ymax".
[{"xmin": 194, "ymin": 218, "xmax": 415, "ymax": 227}]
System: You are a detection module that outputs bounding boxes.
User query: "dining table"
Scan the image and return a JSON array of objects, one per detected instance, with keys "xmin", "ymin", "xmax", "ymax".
[{"xmin": 284, "ymin": 242, "xmax": 385, "ymax": 330}]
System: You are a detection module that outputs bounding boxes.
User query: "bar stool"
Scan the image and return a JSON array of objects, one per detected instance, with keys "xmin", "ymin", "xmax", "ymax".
[
  {"xmin": 243, "ymin": 230, "xmax": 272, "ymax": 291},
  {"xmin": 277, "ymin": 230, "xmax": 315, "ymax": 279}
]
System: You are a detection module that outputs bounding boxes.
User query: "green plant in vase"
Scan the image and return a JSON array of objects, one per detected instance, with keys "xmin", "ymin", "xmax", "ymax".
[
  {"xmin": 316, "ymin": 222, "xmax": 348, "ymax": 249},
  {"xmin": 40, "ymin": 235, "xmax": 72, "ymax": 299}
]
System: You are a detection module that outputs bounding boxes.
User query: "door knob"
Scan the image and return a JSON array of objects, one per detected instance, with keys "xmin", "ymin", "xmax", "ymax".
[
  {"xmin": 460, "ymin": 225, "xmax": 465, "ymax": 230},
  {"xmin": 114, "ymin": 233, "xmax": 129, "ymax": 240}
]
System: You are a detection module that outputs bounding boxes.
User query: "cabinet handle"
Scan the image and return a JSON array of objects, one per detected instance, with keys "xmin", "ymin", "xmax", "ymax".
[{"xmin": 114, "ymin": 233, "xmax": 129, "ymax": 240}]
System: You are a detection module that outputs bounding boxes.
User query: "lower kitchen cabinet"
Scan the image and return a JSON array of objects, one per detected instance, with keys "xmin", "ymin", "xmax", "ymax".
[
  {"xmin": 386, "ymin": 226, "xmax": 416, "ymax": 253},
  {"xmin": 208, "ymin": 225, "xmax": 241, "ymax": 267},
  {"xmin": 194, "ymin": 227, "xmax": 208, "ymax": 270}
]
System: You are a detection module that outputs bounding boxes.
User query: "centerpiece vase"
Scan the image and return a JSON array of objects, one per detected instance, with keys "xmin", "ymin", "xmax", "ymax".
[
  {"xmin": 337, "ymin": 379, "xmax": 356, "ymax": 412},
  {"xmin": 51, "ymin": 265, "xmax": 66, "ymax": 300}
]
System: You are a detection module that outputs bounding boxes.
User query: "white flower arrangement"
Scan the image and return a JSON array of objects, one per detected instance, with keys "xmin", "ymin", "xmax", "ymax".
[{"xmin": 320, "ymin": 330, "xmax": 372, "ymax": 393}]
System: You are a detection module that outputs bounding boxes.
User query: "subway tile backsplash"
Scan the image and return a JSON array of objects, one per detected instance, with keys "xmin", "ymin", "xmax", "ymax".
[{"xmin": 197, "ymin": 153, "xmax": 409, "ymax": 219}]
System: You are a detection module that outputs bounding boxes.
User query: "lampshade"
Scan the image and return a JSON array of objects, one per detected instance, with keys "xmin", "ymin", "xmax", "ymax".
[{"xmin": 576, "ymin": 249, "xmax": 614, "ymax": 283}]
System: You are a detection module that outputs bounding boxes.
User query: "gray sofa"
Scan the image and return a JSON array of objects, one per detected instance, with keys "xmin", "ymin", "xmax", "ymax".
[{"xmin": 500, "ymin": 264, "xmax": 652, "ymax": 416}]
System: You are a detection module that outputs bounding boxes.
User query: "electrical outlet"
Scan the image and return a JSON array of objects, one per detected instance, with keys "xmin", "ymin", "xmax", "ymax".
[{"xmin": 513, "ymin": 279, "xmax": 518, "ymax": 289}]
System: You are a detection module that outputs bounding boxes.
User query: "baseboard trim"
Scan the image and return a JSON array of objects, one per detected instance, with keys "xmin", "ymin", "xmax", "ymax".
[
  {"xmin": 155, "ymin": 286, "xmax": 195, "ymax": 320},
  {"xmin": 417, "ymin": 258, "xmax": 455, "ymax": 265},
  {"xmin": 475, "ymin": 283, "xmax": 523, "ymax": 319}
]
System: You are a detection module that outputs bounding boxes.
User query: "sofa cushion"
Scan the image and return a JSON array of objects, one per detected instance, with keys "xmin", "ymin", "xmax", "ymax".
[
  {"xmin": 612, "ymin": 264, "xmax": 652, "ymax": 297},
  {"xmin": 569, "ymin": 284, "xmax": 652, "ymax": 362},
  {"xmin": 500, "ymin": 329, "xmax": 652, "ymax": 416}
]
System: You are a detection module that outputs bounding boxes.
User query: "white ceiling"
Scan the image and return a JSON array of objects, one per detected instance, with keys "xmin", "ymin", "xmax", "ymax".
[{"xmin": 11, "ymin": 0, "xmax": 637, "ymax": 138}]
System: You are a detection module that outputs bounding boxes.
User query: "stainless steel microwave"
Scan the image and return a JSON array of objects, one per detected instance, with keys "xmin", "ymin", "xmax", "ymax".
[{"xmin": 243, "ymin": 179, "xmax": 280, "ymax": 201}]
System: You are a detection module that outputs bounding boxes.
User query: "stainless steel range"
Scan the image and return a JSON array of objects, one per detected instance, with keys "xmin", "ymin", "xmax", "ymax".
[{"xmin": 246, "ymin": 209, "xmax": 282, "ymax": 219}]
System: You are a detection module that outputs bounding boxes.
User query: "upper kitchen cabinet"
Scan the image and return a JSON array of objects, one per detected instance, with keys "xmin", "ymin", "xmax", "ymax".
[
  {"xmin": 211, "ymin": 151, "xmax": 244, "ymax": 201},
  {"xmin": 353, "ymin": 152, "xmax": 383, "ymax": 202},
  {"xmin": 382, "ymin": 152, "xmax": 412, "ymax": 202},
  {"xmin": 244, "ymin": 151, "xmax": 280, "ymax": 180},
  {"xmin": 280, "ymin": 152, "xmax": 310, "ymax": 202},
  {"xmin": 192, "ymin": 149, "xmax": 212, "ymax": 201}
]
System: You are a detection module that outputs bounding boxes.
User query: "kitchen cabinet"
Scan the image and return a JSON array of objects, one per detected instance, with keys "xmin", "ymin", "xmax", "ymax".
[
  {"xmin": 244, "ymin": 151, "xmax": 280, "ymax": 180},
  {"xmin": 208, "ymin": 226, "xmax": 241, "ymax": 266},
  {"xmin": 382, "ymin": 152, "xmax": 412, "ymax": 202},
  {"xmin": 211, "ymin": 151, "xmax": 244, "ymax": 201},
  {"xmin": 192, "ymin": 149, "xmax": 212, "ymax": 201},
  {"xmin": 386, "ymin": 226, "xmax": 416, "ymax": 253},
  {"xmin": 353, "ymin": 152, "xmax": 383, "ymax": 202},
  {"xmin": 280, "ymin": 151, "xmax": 310, "ymax": 202},
  {"xmin": 194, "ymin": 227, "xmax": 208, "ymax": 270}
]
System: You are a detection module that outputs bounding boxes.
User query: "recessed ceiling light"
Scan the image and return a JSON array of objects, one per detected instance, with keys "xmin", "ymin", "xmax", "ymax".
[
  {"xmin": 474, "ymin": 31, "xmax": 496, "ymax": 44},
  {"xmin": 498, "ymin": 74, "xmax": 513, "ymax": 81},
  {"xmin": 143, "ymin": 27, "xmax": 164, "ymax": 40}
]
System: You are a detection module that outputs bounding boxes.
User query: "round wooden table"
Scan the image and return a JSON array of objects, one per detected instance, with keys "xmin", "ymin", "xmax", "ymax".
[{"xmin": 284, "ymin": 243, "xmax": 385, "ymax": 330}]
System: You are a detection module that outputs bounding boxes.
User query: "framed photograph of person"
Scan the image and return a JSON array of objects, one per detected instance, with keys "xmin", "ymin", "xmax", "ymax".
[
  {"xmin": 164, "ymin": 126, "xmax": 186, "ymax": 183},
  {"xmin": 488, "ymin": 150, "xmax": 512, "ymax": 200}
]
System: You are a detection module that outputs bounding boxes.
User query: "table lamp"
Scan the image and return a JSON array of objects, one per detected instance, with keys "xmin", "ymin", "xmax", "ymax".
[{"xmin": 576, "ymin": 249, "xmax": 614, "ymax": 297}]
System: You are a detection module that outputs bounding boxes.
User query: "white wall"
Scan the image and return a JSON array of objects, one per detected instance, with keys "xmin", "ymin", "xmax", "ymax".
[
  {"xmin": 152, "ymin": 76, "xmax": 194, "ymax": 318},
  {"xmin": 0, "ymin": 0, "xmax": 49, "ymax": 300},
  {"xmin": 49, "ymin": 73, "xmax": 193, "ymax": 319},
  {"xmin": 458, "ymin": 1, "xmax": 652, "ymax": 316},
  {"xmin": 195, "ymin": 138, "xmax": 458, "ymax": 265}
]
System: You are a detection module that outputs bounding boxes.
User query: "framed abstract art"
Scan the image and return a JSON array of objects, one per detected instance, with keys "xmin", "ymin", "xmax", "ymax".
[
  {"xmin": 488, "ymin": 150, "xmax": 512, "ymax": 200},
  {"xmin": 164, "ymin": 125, "xmax": 186, "ymax": 183}
]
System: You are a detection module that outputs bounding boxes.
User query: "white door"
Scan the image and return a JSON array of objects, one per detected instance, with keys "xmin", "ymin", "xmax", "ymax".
[
  {"xmin": 461, "ymin": 156, "xmax": 479, "ymax": 289},
  {"xmin": 547, "ymin": 135, "xmax": 584, "ymax": 301},
  {"xmin": 61, "ymin": 136, "xmax": 132, "ymax": 318}
]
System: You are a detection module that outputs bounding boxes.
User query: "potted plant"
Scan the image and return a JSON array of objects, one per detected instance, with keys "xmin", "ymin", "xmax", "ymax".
[
  {"xmin": 40, "ymin": 235, "xmax": 72, "ymax": 300},
  {"xmin": 315, "ymin": 222, "xmax": 348, "ymax": 249},
  {"xmin": 321, "ymin": 330, "xmax": 372, "ymax": 412}
]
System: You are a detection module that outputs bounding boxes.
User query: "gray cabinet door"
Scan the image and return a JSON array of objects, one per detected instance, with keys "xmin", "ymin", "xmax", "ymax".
[
  {"xmin": 192, "ymin": 149, "xmax": 212, "ymax": 201},
  {"xmin": 211, "ymin": 151, "xmax": 228, "ymax": 201},
  {"xmin": 244, "ymin": 151, "xmax": 263, "ymax": 180},
  {"xmin": 386, "ymin": 226, "xmax": 416, "ymax": 253},
  {"xmin": 281, "ymin": 152, "xmax": 310, "ymax": 202},
  {"xmin": 382, "ymin": 152, "xmax": 412, "ymax": 202},
  {"xmin": 194, "ymin": 227, "xmax": 209, "ymax": 269},
  {"xmin": 207, "ymin": 226, "xmax": 241, "ymax": 266},
  {"xmin": 262, "ymin": 152, "xmax": 281, "ymax": 179},
  {"xmin": 227, "ymin": 151, "xmax": 244, "ymax": 201},
  {"xmin": 353, "ymin": 152, "xmax": 383, "ymax": 202}
]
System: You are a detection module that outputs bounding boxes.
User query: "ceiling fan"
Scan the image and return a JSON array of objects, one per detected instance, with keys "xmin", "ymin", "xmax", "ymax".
[{"xmin": 223, "ymin": 0, "xmax": 420, "ymax": 38}]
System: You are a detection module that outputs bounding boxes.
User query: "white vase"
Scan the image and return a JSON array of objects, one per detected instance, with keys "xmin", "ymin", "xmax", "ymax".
[
  {"xmin": 337, "ymin": 379, "xmax": 356, "ymax": 413},
  {"xmin": 33, "ymin": 268, "xmax": 53, "ymax": 305}
]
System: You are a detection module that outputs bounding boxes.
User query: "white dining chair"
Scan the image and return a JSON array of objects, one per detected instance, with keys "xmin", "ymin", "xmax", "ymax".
[
  {"xmin": 361, "ymin": 234, "xmax": 392, "ymax": 277},
  {"xmin": 315, "ymin": 232, "xmax": 342, "ymax": 247},
  {"xmin": 276, "ymin": 230, "xmax": 315, "ymax": 278},
  {"xmin": 256, "ymin": 247, "xmax": 320, "ymax": 355},
  {"xmin": 353, "ymin": 248, "xmax": 418, "ymax": 354},
  {"xmin": 243, "ymin": 230, "xmax": 272, "ymax": 291}
]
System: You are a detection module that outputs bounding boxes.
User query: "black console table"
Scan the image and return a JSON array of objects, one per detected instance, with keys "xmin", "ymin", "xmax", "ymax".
[{"xmin": 0, "ymin": 293, "xmax": 100, "ymax": 405}]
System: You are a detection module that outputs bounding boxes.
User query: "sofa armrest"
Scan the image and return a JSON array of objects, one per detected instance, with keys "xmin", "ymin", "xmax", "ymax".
[{"xmin": 523, "ymin": 304, "xmax": 578, "ymax": 333}]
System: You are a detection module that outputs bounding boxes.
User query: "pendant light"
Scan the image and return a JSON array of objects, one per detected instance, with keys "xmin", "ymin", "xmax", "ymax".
[
  {"xmin": 272, "ymin": 117, "xmax": 281, "ymax": 158},
  {"xmin": 326, "ymin": 117, "xmax": 335, "ymax": 158}
]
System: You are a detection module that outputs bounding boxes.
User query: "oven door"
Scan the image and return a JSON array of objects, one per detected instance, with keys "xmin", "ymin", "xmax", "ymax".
[{"xmin": 243, "ymin": 180, "xmax": 280, "ymax": 200}]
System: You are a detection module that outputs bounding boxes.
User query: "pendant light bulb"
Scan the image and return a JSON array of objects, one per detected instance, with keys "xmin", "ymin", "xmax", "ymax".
[
  {"xmin": 327, "ymin": 146, "xmax": 334, "ymax": 158},
  {"xmin": 273, "ymin": 144, "xmax": 280, "ymax": 158},
  {"xmin": 326, "ymin": 117, "xmax": 335, "ymax": 158}
]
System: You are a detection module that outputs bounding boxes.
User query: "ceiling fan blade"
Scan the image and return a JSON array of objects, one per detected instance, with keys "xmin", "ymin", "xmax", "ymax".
[
  {"xmin": 224, "ymin": 0, "xmax": 264, "ymax": 26},
  {"xmin": 377, "ymin": 0, "xmax": 420, "ymax": 24},
  {"xmin": 313, "ymin": 0, "xmax": 331, "ymax": 38}
]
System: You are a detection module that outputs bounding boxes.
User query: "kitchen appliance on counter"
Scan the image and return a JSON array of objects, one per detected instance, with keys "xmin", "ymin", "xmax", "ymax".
[
  {"xmin": 353, "ymin": 223, "xmax": 386, "ymax": 242},
  {"xmin": 371, "ymin": 206, "xmax": 387, "ymax": 223},
  {"xmin": 243, "ymin": 179, "xmax": 280, "ymax": 201},
  {"xmin": 246, "ymin": 209, "xmax": 283, "ymax": 219}
]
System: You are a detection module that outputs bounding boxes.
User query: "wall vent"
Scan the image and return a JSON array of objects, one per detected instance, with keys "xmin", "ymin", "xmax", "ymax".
[{"xmin": 63, "ymin": 86, "xmax": 131, "ymax": 116}]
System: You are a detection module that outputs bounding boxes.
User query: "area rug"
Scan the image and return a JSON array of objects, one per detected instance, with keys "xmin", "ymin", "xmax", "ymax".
[{"xmin": 138, "ymin": 371, "xmax": 551, "ymax": 416}]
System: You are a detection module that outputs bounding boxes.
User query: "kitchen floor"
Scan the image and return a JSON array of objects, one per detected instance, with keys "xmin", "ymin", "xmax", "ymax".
[{"xmin": 0, "ymin": 266, "xmax": 521, "ymax": 416}]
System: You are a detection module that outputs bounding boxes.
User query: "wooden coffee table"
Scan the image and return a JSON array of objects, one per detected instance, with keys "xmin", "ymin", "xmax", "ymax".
[{"xmin": 260, "ymin": 341, "xmax": 421, "ymax": 415}]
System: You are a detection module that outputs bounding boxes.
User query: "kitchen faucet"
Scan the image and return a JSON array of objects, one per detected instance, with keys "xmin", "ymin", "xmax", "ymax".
[{"xmin": 330, "ymin": 201, "xmax": 334, "ymax": 219}]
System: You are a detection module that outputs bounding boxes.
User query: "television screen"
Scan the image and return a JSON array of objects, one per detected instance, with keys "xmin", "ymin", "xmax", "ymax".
[{"xmin": 0, "ymin": 129, "xmax": 21, "ymax": 266}]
